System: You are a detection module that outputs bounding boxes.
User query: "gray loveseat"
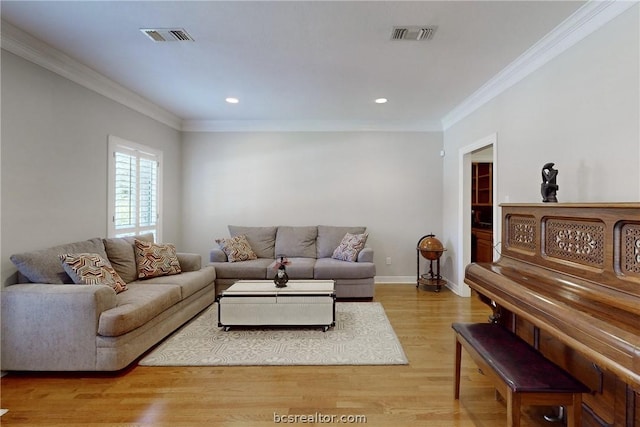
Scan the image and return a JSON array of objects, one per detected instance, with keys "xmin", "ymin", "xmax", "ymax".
[
  {"xmin": 2, "ymin": 235, "xmax": 216, "ymax": 371},
  {"xmin": 210, "ymin": 226, "xmax": 376, "ymax": 299}
]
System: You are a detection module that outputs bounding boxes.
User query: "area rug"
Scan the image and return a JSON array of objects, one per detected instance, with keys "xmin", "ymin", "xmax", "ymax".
[{"xmin": 139, "ymin": 302, "xmax": 408, "ymax": 366}]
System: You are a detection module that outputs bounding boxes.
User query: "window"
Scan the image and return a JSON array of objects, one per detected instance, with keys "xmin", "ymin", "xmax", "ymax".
[{"xmin": 108, "ymin": 135, "xmax": 162, "ymax": 240}]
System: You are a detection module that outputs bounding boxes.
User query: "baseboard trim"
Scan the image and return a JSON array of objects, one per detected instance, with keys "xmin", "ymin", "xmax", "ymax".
[
  {"xmin": 374, "ymin": 276, "xmax": 415, "ymax": 284},
  {"xmin": 375, "ymin": 276, "xmax": 470, "ymax": 297}
]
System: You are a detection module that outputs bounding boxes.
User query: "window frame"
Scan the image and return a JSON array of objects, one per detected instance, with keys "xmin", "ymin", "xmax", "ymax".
[{"xmin": 107, "ymin": 135, "xmax": 163, "ymax": 241}]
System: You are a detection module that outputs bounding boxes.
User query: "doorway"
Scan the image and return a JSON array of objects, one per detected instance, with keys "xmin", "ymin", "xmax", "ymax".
[
  {"xmin": 471, "ymin": 148, "xmax": 493, "ymax": 263},
  {"xmin": 457, "ymin": 133, "xmax": 498, "ymax": 297}
]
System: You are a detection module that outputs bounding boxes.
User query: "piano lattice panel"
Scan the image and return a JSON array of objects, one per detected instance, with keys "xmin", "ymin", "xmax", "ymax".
[
  {"xmin": 507, "ymin": 215, "xmax": 537, "ymax": 253},
  {"xmin": 621, "ymin": 223, "xmax": 640, "ymax": 275},
  {"xmin": 544, "ymin": 219, "xmax": 605, "ymax": 268}
]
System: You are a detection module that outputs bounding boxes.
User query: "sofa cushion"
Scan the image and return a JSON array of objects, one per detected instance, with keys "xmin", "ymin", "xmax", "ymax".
[
  {"xmin": 10, "ymin": 237, "xmax": 108, "ymax": 284},
  {"xmin": 212, "ymin": 258, "xmax": 273, "ymax": 280},
  {"xmin": 332, "ymin": 233, "xmax": 369, "ymax": 262},
  {"xmin": 314, "ymin": 258, "xmax": 376, "ymax": 280},
  {"xmin": 59, "ymin": 253, "xmax": 128, "ymax": 294},
  {"xmin": 98, "ymin": 282, "xmax": 182, "ymax": 337},
  {"xmin": 136, "ymin": 266, "xmax": 216, "ymax": 300},
  {"xmin": 267, "ymin": 257, "xmax": 315, "ymax": 279},
  {"xmin": 103, "ymin": 233, "xmax": 154, "ymax": 283},
  {"xmin": 228, "ymin": 226, "xmax": 277, "ymax": 259},
  {"xmin": 134, "ymin": 240, "xmax": 182, "ymax": 279},
  {"xmin": 316, "ymin": 226, "xmax": 366, "ymax": 258},
  {"xmin": 216, "ymin": 235, "xmax": 257, "ymax": 262},
  {"xmin": 275, "ymin": 226, "xmax": 318, "ymax": 258},
  {"xmin": 176, "ymin": 253, "xmax": 202, "ymax": 272}
]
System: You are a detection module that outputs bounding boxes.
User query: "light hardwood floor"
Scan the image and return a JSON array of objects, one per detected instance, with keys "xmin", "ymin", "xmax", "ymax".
[{"xmin": 1, "ymin": 284, "xmax": 565, "ymax": 426}]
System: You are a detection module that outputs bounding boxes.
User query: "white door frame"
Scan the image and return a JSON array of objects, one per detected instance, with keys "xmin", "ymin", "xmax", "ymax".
[{"xmin": 456, "ymin": 133, "xmax": 498, "ymax": 297}]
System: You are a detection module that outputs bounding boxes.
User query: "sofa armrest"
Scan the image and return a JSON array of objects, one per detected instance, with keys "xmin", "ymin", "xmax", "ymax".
[
  {"xmin": 177, "ymin": 252, "xmax": 202, "ymax": 272},
  {"xmin": 358, "ymin": 247, "xmax": 374, "ymax": 263},
  {"xmin": 1, "ymin": 284, "xmax": 117, "ymax": 371},
  {"xmin": 210, "ymin": 248, "xmax": 228, "ymax": 263}
]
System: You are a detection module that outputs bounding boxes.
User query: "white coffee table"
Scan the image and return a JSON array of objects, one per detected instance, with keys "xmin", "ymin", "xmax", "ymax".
[{"xmin": 216, "ymin": 280, "xmax": 336, "ymax": 331}]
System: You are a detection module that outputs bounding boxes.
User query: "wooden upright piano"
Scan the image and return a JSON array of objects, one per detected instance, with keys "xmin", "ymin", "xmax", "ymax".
[{"xmin": 465, "ymin": 203, "xmax": 640, "ymax": 426}]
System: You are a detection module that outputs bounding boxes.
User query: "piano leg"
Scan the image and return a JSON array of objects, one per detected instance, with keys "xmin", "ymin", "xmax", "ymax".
[
  {"xmin": 489, "ymin": 300, "xmax": 502, "ymax": 324},
  {"xmin": 475, "ymin": 293, "xmax": 503, "ymax": 323}
]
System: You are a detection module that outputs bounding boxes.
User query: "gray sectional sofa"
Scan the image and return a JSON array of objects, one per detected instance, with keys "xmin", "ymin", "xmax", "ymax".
[
  {"xmin": 210, "ymin": 225, "xmax": 376, "ymax": 299},
  {"xmin": 2, "ymin": 235, "xmax": 216, "ymax": 371}
]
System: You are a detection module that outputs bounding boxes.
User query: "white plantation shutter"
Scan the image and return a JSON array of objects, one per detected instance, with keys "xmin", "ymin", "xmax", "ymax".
[
  {"xmin": 114, "ymin": 151, "xmax": 136, "ymax": 230},
  {"xmin": 108, "ymin": 136, "xmax": 162, "ymax": 240},
  {"xmin": 138, "ymin": 157, "xmax": 158, "ymax": 229}
]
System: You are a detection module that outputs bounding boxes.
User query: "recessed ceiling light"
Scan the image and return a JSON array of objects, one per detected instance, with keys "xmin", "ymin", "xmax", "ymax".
[
  {"xmin": 225, "ymin": 97, "xmax": 239, "ymax": 104},
  {"xmin": 375, "ymin": 98, "xmax": 388, "ymax": 104}
]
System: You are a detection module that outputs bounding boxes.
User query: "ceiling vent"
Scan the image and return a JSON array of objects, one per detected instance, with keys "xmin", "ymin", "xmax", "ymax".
[
  {"xmin": 140, "ymin": 28, "xmax": 194, "ymax": 42},
  {"xmin": 391, "ymin": 26, "xmax": 436, "ymax": 41}
]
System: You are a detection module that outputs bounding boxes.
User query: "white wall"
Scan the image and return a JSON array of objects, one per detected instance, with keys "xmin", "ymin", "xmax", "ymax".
[
  {"xmin": 1, "ymin": 51, "xmax": 183, "ymax": 286},
  {"xmin": 181, "ymin": 131, "xmax": 443, "ymax": 280},
  {"xmin": 441, "ymin": 5, "xmax": 640, "ymax": 291},
  {"xmin": 4, "ymin": 4, "xmax": 637, "ymax": 291}
]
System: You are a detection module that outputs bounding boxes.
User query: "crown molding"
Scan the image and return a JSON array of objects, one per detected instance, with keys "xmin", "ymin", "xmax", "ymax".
[
  {"xmin": 182, "ymin": 119, "xmax": 443, "ymax": 132},
  {"xmin": 0, "ymin": 19, "xmax": 440, "ymax": 134},
  {"xmin": 5, "ymin": 0, "xmax": 633, "ymax": 135},
  {"xmin": 1, "ymin": 20, "xmax": 183, "ymax": 131},
  {"xmin": 441, "ymin": 0, "xmax": 638, "ymax": 130}
]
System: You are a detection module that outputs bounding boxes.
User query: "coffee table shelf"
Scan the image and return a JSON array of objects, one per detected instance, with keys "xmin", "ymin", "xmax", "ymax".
[{"xmin": 216, "ymin": 280, "xmax": 336, "ymax": 331}]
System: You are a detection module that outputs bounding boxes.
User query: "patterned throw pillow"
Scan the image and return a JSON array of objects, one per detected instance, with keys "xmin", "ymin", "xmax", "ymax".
[
  {"xmin": 332, "ymin": 233, "xmax": 369, "ymax": 262},
  {"xmin": 216, "ymin": 235, "xmax": 258, "ymax": 262},
  {"xmin": 134, "ymin": 239, "xmax": 182, "ymax": 279},
  {"xmin": 59, "ymin": 253, "xmax": 128, "ymax": 293}
]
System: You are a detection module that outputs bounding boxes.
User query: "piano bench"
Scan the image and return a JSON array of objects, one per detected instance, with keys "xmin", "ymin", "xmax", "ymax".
[{"xmin": 452, "ymin": 322, "xmax": 589, "ymax": 427}]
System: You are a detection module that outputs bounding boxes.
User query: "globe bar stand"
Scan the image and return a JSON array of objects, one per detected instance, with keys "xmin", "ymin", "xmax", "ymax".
[{"xmin": 416, "ymin": 234, "xmax": 447, "ymax": 292}]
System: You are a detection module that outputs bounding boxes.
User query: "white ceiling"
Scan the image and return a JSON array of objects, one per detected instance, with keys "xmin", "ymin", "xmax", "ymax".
[{"xmin": 1, "ymin": 1, "xmax": 587, "ymax": 131}]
